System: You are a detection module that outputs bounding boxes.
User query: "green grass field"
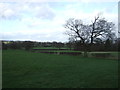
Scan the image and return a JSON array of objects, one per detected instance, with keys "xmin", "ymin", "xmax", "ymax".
[
  {"xmin": 33, "ymin": 47, "xmax": 70, "ymax": 49},
  {"xmin": 2, "ymin": 50, "xmax": 118, "ymax": 88}
]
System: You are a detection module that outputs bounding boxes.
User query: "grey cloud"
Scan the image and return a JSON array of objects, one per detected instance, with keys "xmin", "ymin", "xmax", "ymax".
[
  {"xmin": 36, "ymin": 8, "xmax": 55, "ymax": 20},
  {"xmin": 0, "ymin": 3, "xmax": 22, "ymax": 20},
  {"xmin": 0, "ymin": 2, "xmax": 56, "ymax": 20},
  {"xmin": 31, "ymin": 3, "xmax": 56, "ymax": 20}
]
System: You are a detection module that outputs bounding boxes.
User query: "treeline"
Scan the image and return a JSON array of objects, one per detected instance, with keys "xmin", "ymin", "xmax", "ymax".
[
  {"xmin": 1, "ymin": 38, "xmax": 120, "ymax": 51},
  {"xmin": 2, "ymin": 41, "xmax": 34, "ymax": 50},
  {"xmin": 66, "ymin": 38, "xmax": 120, "ymax": 51},
  {"xmin": 2, "ymin": 41, "xmax": 65, "ymax": 50}
]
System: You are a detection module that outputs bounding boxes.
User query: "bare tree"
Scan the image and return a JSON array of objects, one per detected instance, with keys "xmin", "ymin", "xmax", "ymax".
[
  {"xmin": 89, "ymin": 16, "xmax": 116, "ymax": 51},
  {"xmin": 64, "ymin": 15, "xmax": 116, "ymax": 56},
  {"xmin": 64, "ymin": 18, "xmax": 89, "ymax": 45},
  {"xmin": 64, "ymin": 18, "xmax": 90, "ymax": 57}
]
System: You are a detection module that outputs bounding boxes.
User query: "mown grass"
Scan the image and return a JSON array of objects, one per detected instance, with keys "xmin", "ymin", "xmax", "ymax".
[{"xmin": 2, "ymin": 50, "xmax": 118, "ymax": 88}]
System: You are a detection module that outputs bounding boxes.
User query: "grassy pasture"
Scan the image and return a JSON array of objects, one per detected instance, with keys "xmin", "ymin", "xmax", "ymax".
[
  {"xmin": 2, "ymin": 50, "xmax": 118, "ymax": 88},
  {"xmin": 33, "ymin": 47, "xmax": 70, "ymax": 49}
]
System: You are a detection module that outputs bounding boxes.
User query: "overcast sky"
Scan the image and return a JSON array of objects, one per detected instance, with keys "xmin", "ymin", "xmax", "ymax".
[{"xmin": 0, "ymin": 0, "xmax": 119, "ymax": 42}]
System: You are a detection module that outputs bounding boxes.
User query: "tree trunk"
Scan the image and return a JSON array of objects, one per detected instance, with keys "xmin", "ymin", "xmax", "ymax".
[
  {"xmin": 90, "ymin": 37, "xmax": 93, "ymax": 52},
  {"xmin": 83, "ymin": 43, "xmax": 88, "ymax": 57},
  {"xmin": 84, "ymin": 51, "xmax": 88, "ymax": 57}
]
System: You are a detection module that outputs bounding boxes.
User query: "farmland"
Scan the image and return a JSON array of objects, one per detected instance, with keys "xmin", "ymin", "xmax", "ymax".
[{"xmin": 2, "ymin": 49, "xmax": 118, "ymax": 88}]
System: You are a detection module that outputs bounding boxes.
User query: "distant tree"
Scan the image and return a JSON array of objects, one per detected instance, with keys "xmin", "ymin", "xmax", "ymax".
[
  {"xmin": 104, "ymin": 39, "xmax": 112, "ymax": 51},
  {"xmin": 56, "ymin": 42, "xmax": 64, "ymax": 49},
  {"xmin": 23, "ymin": 41, "xmax": 34, "ymax": 50},
  {"xmin": 115, "ymin": 38, "xmax": 120, "ymax": 51},
  {"xmin": 67, "ymin": 37, "xmax": 75, "ymax": 50},
  {"xmin": 117, "ymin": 38, "xmax": 120, "ymax": 51},
  {"xmin": 8, "ymin": 41, "xmax": 18, "ymax": 49},
  {"xmin": 2, "ymin": 42, "xmax": 8, "ymax": 50},
  {"xmin": 74, "ymin": 40, "xmax": 82, "ymax": 51},
  {"xmin": 7, "ymin": 41, "xmax": 23, "ymax": 49},
  {"xmin": 52, "ymin": 41, "xmax": 58, "ymax": 48}
]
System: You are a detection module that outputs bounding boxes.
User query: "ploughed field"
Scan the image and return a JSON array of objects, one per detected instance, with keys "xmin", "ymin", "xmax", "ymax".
[{"xmin": 2, "ymin": 50, "xmax": 118, "ymax": 88}]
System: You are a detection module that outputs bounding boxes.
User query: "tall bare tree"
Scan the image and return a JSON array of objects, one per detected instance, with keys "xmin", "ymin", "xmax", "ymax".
[
  {"xmin": 64, "ymin": 18, "xmax": 90, "ymax": 57},
  {"xmin": 89, "ymin": 16, "xmax": 115, "ymax": 51},
  {"xmin": 64, "ymin": 18, "xmax": 90, "ymax": 44},
  {"xmin": 64, "ymin": 15, "xmax": 116, "ymax": 56}
]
